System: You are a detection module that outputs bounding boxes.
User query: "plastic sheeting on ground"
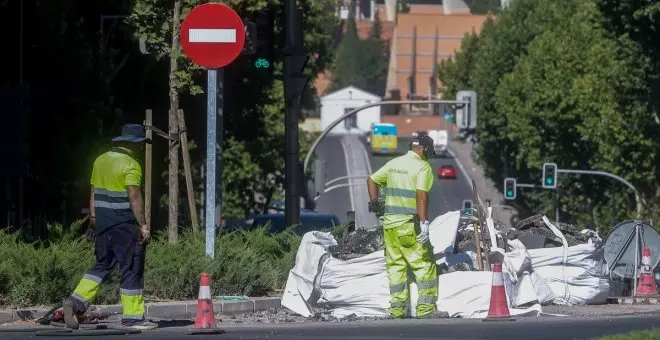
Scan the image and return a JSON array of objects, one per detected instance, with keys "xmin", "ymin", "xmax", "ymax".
[
  {"xmin": 525, "ymin": 216, "xmax": 610, "ymax": 306},
  {"xmin": 281, "ymin": 211, "xmax": 542, "ymax": 319}
]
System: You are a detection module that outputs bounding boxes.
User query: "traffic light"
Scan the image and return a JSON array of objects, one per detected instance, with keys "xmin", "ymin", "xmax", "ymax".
[
  {"xmin": 462, "ymin": 200, "xmax": 473, "ymax": 215},
  {"xmin": 504, "ymin": 177, "xmax": 516, "ymax": 200},
  {"xmin": 242, "ymin": 19, "xmax": 257, "ymax": 55},
  {"xmin": 456, "ymin": 90, "xmax": 477, "ymax": 130},
  {"xmin": 242, "ymin": 8, "xmax": 274, "ymax": 72},
  {"xmin": 254, "ymin": 8, "xmax": 274, "ymax": 68},
  {"xmin": 542, "ymin": 163, "xmax": 557, "ymax": 189}
]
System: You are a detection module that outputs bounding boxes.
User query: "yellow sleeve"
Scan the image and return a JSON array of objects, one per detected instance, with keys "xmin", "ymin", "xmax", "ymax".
[
  {"xmin": 124, "ymin": 159, "xmax": 143, "ymax": 187},
  {"xmin": 90, "ymin": 158, "xmax": 100, "ymax": 187},
  {"xmin": 370, "ymin": 161, "xmax": 390, "ymax": 187},
  {"xmin": 415, "ymin": 163, "xmax": 434, "ymax": 192}
]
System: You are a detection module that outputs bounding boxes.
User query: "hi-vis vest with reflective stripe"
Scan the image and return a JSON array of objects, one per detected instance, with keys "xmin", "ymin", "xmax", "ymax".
[
  {"xmin": 90, "ymin": 147, "xmax": 143, "ymax": 232},
  {"xmin": 383, "ymin": 155, "xmax": 422, "ymax": 216}
]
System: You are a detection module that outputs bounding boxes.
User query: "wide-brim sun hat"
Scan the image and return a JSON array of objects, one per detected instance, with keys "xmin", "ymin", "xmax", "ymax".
[{"xmin": 112, "ymin": 123, "xmax": 152, "ymax": 144}]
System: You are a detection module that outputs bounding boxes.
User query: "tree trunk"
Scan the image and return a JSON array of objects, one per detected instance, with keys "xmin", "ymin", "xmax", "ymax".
[{"xmin": 167, "ymin": 0, "xmax": 182, "ymax": 244}]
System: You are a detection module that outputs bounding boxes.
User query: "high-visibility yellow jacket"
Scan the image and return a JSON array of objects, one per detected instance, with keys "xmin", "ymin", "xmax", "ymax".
[{"xmin": 369, "ymin": 151, "xmax": 434, "ymax": 229}]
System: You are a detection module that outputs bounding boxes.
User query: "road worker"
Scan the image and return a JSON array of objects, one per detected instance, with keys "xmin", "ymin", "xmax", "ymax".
[
  {"xmin": 63, "ymin": 124, "xmax": 157, "ymax": 330},
  {"xmin": 366, "ymin": 134, "xmax": 448, "ymax": 319}
]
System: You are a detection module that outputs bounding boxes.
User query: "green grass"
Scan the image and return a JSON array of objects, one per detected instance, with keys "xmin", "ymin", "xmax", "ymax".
[
  {"xmin": 0, "ymin": 220, "xmax": 302, "ymax": 308},
  {"xmin": 592, "ymin": 329, "xmax": 660, "ymax": 340}
]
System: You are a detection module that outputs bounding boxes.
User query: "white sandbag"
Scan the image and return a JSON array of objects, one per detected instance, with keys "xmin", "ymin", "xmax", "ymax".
[
  {"xmin": 525, "ymin": 217, "xmax": 609, "ymax": 306},
  {"xmin": 282, "ymin": 211, "xmax": 546, "ymax": 319},
  {"xmin": 281, "ymin": 231, "xmax": 338, "ymax": 317},
  {"xmin": 316, "ymin": 251, "xmax": 390, "ymax": 318},
  {"xmin": 529, "ymin": 271, "xmax": 556, "ymax": 305},
  {"xmin": 429, "ymin": 271, "xmax": 541, "ymax": 318},
  {"xmin": 428, "ymin": 211, "xmax": 462, "ymax": 254}
]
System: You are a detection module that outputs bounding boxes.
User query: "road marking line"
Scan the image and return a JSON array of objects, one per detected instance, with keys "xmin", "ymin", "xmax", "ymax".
[
  {"xmin": 361, "ymin": 138, "xmax": 373, "ymax": 174},
  {"xmin": 189, "ymin": 29, "xmax": 237, "ymax": 43},
  {"xmin": 340, "ymin": 136, "xmax": 356, "ymax": 212}
]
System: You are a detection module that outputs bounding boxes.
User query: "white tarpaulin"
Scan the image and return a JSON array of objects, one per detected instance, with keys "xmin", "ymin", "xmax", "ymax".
[
  {"xmin": 525, "ymin": 216, "xmax": 610, "ymax": 306},
  {"xmin": 281, "ymin": 211, "xmax": 543, "ymax": 319}
]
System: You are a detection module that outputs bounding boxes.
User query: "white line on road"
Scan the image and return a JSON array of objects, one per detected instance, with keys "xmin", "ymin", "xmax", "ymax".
[
  {"xmin": 189, "ymin": 29, "xmax": 237, "ymax": 43},
  {"xmin": 340, "ymin": 136, "xmax": 356, "ymax": 212},
  {"xmin": 361, "ymin": 137, "xmax": 373, "ymax": 174}
]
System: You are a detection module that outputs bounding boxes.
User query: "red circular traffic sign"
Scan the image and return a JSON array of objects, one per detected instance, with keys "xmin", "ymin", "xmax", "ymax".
[{"xmin": 180, "ymin": 3, "xmax": 245, "ymax": 69}]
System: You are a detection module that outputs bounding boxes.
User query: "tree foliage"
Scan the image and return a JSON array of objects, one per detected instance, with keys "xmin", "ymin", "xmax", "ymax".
[
  {"xmin": 328, "ymin": 8, "xmax": 389, "ymax": 96},
  {"xmin": 438, "ymin": 0, "xmax": 660, "ymax": 233}
]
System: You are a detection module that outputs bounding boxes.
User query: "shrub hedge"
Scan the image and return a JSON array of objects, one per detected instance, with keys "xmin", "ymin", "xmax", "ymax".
[{"xmin": 0, "ymin": 220, "xmax": 301, "ymax": 308}]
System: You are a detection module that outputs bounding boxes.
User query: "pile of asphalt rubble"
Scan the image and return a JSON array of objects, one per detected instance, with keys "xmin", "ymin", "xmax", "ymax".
[
  {"xmin": 508, "ymin": 214, "xmax": 597, "ymax": 248},
  {"xmin": 330, "ymin": 228, "xmax": 385, "ymax": 261}
]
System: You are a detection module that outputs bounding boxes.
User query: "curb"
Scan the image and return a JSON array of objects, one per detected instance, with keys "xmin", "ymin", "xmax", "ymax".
[{"xmin": 0, "ymin": 297, "xmax": 282, "ymax": 324}]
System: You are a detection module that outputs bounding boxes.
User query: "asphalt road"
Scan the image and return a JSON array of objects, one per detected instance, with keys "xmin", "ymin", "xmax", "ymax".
[
  {"xmin": 314, "ymin": 135, "xmax": 351, "ymax": 224},
  {"xmin": 368, "ymin": 137, "xmax": 474, "ymax": 220},
  {"xmin": 4, "ymin": 315, "xmax": 660, "ymax": 339}
]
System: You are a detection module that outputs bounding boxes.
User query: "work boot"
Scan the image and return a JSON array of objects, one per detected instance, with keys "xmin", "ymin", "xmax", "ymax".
[
  {"xmin": 417, "ymin": 310, "xmax": 450, "ymax": 319},
  {"xmin": 121, "ymin": 318, "xmax": 158, "ymax": 330},
  {"xmin": 62, "ymin": 297, "xmax": 86, "ymax": 330}
]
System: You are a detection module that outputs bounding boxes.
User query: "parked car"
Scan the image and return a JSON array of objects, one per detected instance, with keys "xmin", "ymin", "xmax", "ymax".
[
  {"xmin": 437, "ymin": 165, "xmax": 457, "ymax": 179},
  {"xmin": 251, "ymin": 212, "xmax": 341, "ymax": 235}
]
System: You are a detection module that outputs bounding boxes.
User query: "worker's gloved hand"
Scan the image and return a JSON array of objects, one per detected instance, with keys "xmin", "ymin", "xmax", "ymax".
[
  {"xmin": 417, "ymin": 220, "xmax": 430, "ymax": 244},
  {"xmin": 368, "ymin": 198, "xmax": 384, "ymax": 216}
]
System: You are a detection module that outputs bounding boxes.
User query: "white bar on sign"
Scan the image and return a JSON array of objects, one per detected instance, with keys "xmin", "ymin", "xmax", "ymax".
[{"xmin": 189, "ymin": 29, "xmax": 237, "ymax": 43}]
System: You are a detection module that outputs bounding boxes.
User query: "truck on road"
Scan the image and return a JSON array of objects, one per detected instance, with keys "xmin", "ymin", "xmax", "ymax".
[{"xmin": 428, "ymin": 129, "xmax": 449, "ymax": 158}]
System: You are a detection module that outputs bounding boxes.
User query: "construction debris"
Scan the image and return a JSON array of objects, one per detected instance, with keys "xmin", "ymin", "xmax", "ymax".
[
  {"xmin": 330, "ymin": 228, "xmax": 384, "ymax": 261},
  {"xmin": 508, "ymin": 214, "xmax": 593, "ymax": 248}
]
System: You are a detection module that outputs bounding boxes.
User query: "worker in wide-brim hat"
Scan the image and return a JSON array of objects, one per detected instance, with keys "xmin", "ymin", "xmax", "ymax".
[{"xmin": 63, "ymin": 123, "xmax": 157, "ymax": 330}]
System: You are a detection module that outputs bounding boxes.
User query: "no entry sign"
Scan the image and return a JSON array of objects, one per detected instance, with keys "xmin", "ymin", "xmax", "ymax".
[{"xmin": 180, "ymin": 3, "xmax": 246, "ymax": 69}]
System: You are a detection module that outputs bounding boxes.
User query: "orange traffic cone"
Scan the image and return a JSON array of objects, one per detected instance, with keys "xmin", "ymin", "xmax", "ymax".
[
  {"xmin": 636, "ymin": 247, "xmax": 658, "ymax": 296},
  {"xmin": 189, "ymin": 273, "xmax": 225, "ymax": 335},
  {"xmin": 483, "ymin": 263, "xmax": 515, "ymax": 322}
]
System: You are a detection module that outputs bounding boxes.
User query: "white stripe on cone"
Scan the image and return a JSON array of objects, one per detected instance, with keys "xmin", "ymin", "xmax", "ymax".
[
  {"xmin": 198, "ymin": 286, "xmax": 211, "ymax": 299},
  {"xmin": 492, "ymin": 271, "xmax": 504, "ymax": 286}
]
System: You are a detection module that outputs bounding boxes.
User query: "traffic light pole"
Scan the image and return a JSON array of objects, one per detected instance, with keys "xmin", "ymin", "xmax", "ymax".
[{"xmin": 283, "ymin": 0, "xmax": 308, "ymax": 228}]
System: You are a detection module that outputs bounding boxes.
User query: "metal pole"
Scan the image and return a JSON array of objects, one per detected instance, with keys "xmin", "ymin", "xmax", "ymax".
[
  {"xmin": 205, "ymin": 69, "xmax": 218, "ymax": 258},
  {"xmin": 555, "ymin": 189, "xmax": 560, "ymax": 223},
  {"xmin": 557, "ymin": 169, "xmax": 647, "ymax": 218},
  {"xmin": 313, "ymin": 183, "xmax": 364, "ymax": 201},
  {"xmin": 303, "ymin": 99, "xmax": 469, "ymax": 173},
  {"xmin": 284, "ymin": 0, "xmax": 302, "ymax": 228},
  {"xmin": 325, "ymin": 175, "xmax": 372, "ymax": 187}
]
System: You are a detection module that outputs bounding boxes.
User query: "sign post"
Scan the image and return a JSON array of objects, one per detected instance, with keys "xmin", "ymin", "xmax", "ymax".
[{"xmin": 180, "ymin": 3, "xmax": 245, "ymax": 259}]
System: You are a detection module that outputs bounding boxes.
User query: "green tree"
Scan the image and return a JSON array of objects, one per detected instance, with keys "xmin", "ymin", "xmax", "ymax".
[
  {"xmin": 129, "ymin": 0, "xmax": 338, "ymax": 223},
  {"xmin": 329, "ymin": 8, "xmax": 388, "ymax": 96},
  {"xmin": 438, "ymin": 0, "xmax": 660, "ymax": 231}
]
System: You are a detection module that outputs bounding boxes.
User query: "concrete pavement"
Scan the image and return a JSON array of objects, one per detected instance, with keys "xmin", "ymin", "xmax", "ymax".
[
  {"xmin": 0, "ymin": 297, "xmax": 281, "ymax": 324},
  {"xmin": 368, "ymin": 137, "xmax": 474, "ymax": 220},
  {"xmin": 4, "ymin": 314, "xmax": 660, "ymax": 339}
]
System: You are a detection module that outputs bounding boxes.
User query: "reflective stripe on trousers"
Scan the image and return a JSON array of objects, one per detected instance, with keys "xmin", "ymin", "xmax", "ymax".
[
  {"xmin": 384, "ymin": 221, "xmax": 438, "ymax": 318},
  {"xmin": 70, "ymin": 223, "xmax": 147, "ymax": 320}
]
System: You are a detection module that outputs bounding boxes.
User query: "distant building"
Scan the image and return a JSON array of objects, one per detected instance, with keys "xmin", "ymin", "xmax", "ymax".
[{"xmin": 320, "ymin": 86, "xmax": 382, "ymax": 135}]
